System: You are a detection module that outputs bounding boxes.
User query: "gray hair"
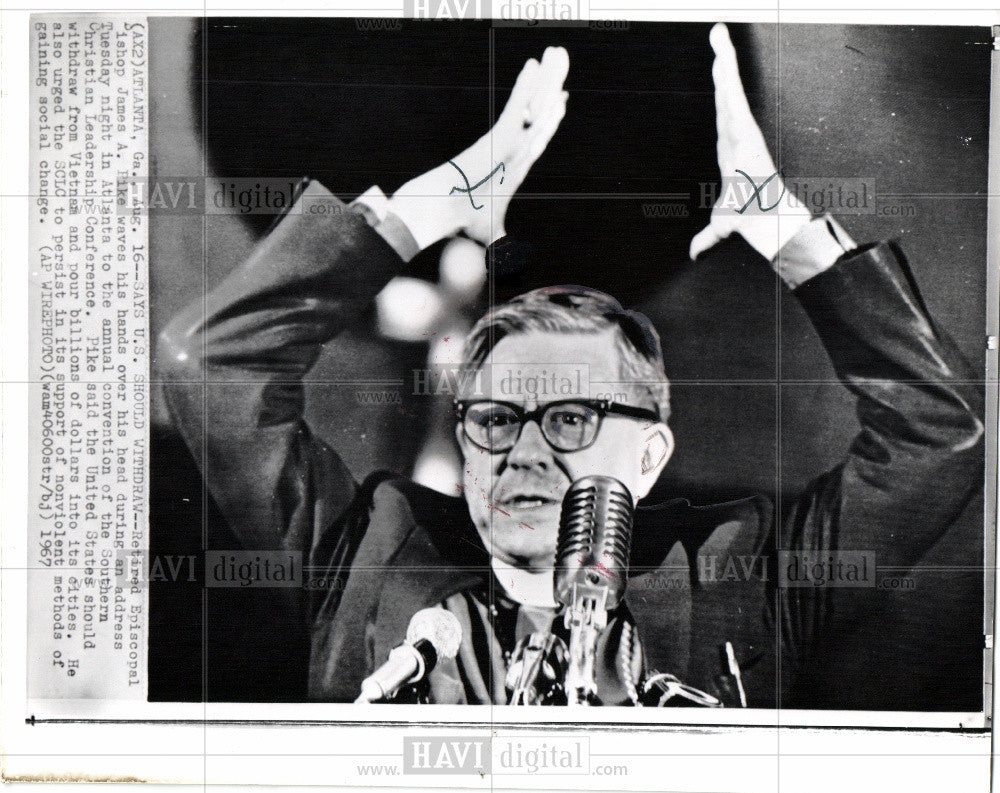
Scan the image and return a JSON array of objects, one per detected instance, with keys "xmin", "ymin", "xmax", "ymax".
[{"xmin": 461, "ymin": 285, "xmax": 670, "ymax": 421}]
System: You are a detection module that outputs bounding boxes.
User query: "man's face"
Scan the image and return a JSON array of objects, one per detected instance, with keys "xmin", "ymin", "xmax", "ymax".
[{"xmin": 456, "ymin": 328, "xmax": 673, "ymax": 572}]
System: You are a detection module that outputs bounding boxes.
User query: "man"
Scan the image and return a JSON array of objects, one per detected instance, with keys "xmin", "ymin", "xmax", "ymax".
[{"xmin": 158, "ymin": 26, "xmax": 983, "ymax": 705}]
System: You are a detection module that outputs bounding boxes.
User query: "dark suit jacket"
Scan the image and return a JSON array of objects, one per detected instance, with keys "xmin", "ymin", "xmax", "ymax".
[{"xmin": 158, "ymin": 180, "xmax": 984, "ymax": 706}]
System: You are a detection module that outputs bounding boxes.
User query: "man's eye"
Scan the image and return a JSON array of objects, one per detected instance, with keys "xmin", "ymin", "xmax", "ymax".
[
  {"xmin": 480, "ymin": 412, "xmax": 516, "ymax": 428},
  {"xmin": 550, "ymin": 411, "xmax": 583, "ymax": 426}
]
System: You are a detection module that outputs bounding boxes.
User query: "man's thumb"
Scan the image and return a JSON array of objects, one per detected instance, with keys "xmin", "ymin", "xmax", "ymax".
[{"xmin": 689, "ymin": 222, "xmax": 725, "ymax": 260}]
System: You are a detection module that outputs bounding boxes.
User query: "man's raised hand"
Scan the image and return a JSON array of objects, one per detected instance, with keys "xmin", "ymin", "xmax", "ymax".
[
  {"xmin": 389, "ymin": 47, "xmax": 569, "ymax": 249},
  {"xmin": 689, "ymin": 24, "xmax": 811, "ymax": 262}
]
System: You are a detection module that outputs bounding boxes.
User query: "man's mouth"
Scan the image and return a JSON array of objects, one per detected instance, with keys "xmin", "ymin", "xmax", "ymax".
[{"xmin": 498, "ymin": 493, "xmax": 561, "ymax": 511}]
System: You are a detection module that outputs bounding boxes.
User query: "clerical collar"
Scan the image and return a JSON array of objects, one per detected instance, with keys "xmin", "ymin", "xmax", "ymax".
[{"xmin": 490, "ymin": 557, "xmax": 559, "ymax": 609}]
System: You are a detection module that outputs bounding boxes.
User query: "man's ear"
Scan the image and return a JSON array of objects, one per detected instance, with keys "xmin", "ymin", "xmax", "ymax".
[
  {"xmin": 634, "ymin": 423, "xmax": 674, "ymax": 500},
  {"xmin": 454, "ymin": 422, "xmax": 468, "ymax": 455}
]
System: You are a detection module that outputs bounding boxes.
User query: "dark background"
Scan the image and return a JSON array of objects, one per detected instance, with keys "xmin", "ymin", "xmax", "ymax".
[{"xmin": 148, "ymin": 18, "xmax": 991, "ymax": 708}]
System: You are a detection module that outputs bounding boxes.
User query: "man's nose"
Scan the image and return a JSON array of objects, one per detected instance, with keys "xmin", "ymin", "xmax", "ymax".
[{"xmin": 505, "ymin": 419, "xmax": 554, "ymax": 470}]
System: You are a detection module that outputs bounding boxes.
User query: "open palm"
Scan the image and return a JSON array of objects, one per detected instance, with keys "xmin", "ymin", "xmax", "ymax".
[
  {"xmin": 690, "ymin": 24, "xmax": 811, "ymax": 261},
  {"xmin": 390, "ymin": 47, "xmax": 570, "ymax": 248}
]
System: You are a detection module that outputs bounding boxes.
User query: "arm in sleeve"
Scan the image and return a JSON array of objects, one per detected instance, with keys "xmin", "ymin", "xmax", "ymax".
[
  {"xmin": 771, "ymin": 232, "xmax": 984, "ymax": 662},
  {"xmin": 156, "ymin": 180, "xmax": 412, "ymax": 554}
]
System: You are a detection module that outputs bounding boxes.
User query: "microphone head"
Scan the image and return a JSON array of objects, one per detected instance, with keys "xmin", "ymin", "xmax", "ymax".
[
  {"xmin": 406, "ymin": 608, "xmax": 463, "ymax": 660},
  {"xmin": 555, "ymin": 476, "xmax": 635, "ymax": 611}
]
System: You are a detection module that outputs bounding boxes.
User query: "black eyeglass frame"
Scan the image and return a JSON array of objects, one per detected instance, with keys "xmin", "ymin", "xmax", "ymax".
[{"xmin": 453, "ymin": 398, "xmax": 661, "ymax": 454}]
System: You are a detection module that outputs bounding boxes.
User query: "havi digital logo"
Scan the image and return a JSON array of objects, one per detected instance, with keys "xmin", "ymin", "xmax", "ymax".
[
  {"xmin": 404, "ymin": 0, "xmax": 491, "ymax": 19},
  {"xmin": 404, "ymin": 0, "xmax": 584, "ymax": 20},
  {"xmin": 403, "ymin": 737, "xmax": 490, "ymax": 775}
]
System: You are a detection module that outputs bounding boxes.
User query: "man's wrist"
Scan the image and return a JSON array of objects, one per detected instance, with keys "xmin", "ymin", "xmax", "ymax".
[
  {"xmin": 352, "ymin": 186, "xmax": 422, "ymax": 262},
  {"xmin": 772, "ymin": 214, "xmax": 858, "ymax": 289},
  {"xmin": 385, "ymin": 165, "xmax": 465, "ymax": 253}
]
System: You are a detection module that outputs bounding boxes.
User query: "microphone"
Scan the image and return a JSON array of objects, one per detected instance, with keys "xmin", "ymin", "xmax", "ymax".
[
  {"xmin": 555, "ymin": 476, "xmax": 635, "ymax": 609},
  {"xmin": 554, "ymin": 476, "xmax": 635, "ymax": 705},
  {"xmin": 357, "ymin": 608, "xmax": 462, "ymax": 703}
]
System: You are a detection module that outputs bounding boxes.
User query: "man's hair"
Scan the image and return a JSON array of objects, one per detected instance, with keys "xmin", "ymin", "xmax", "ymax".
[{"xmin": 461, "ymin": 285, "xmax": 670, "ymax": 421}]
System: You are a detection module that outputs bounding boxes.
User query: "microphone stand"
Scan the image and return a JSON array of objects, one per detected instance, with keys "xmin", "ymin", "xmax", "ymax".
[
  {"xmin": 563, "ymin": 581, "xmax": 610, "ymax": 705},
  {"xmin": 506, "ymin": 632, "xmax": 568, "ymax": 705}
]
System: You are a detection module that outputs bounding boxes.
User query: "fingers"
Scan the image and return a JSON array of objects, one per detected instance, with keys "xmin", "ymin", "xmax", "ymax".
[
  {"xmin": 536, "ymin": 46, "xmax": 570, "ymax": 99},
  {"xmin": 500, "ymin": 46, "xmax": 569, "ymax": 130},
  {"xmin": 523, "ymin": 47, "xmax": 569, "ymax": 131},
  {"xmin": 525, "ymin": 89, "xmax": 568, "ymax": 167},
  {"xmin": 522, "ymin": 47, "xmax": 569, "ymax": 159},
  {"xmin": 504, "ymin": 90, "xmax": 567, "ymax": 189},
  {"xmin": 501, "ymin": 57, "xmax": 541, "ymax": 127},
  {"xmin": 689, "ymin": 217, "xmax": 728, "ymax": 261},
  {"xmin": 709, "ymin": 23, "xmax": 754, "ymax": 131},
  {"xmin": 497, "ymin": 47, "xmax": 569, "ymax": 183},
  {"xmin": 709, "ymin": 23, "xmax": 736, "ymax": 63}
]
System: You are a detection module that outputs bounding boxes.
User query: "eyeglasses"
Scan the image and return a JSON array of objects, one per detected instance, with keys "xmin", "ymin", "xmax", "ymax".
[{"xmin": 454, "ymin": 399, "xmax": 660, "ymax": 454}]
